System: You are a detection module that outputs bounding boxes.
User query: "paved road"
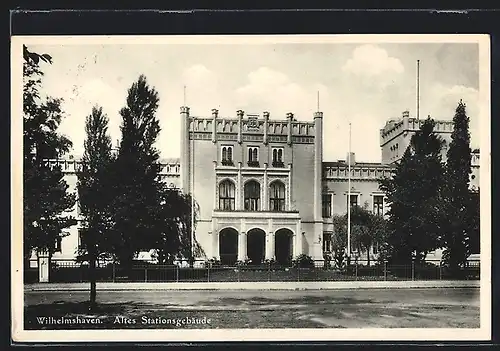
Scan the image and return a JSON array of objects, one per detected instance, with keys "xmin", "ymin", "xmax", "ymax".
[{"xmin": 24, "ymin": 288, "xmax": 480, "ymax": 329}]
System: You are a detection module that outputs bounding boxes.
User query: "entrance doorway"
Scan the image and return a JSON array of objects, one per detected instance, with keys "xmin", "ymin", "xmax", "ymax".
[
  {"xmin": 275, "ymin": 229, "xmax": 293, "ymax": 266},
  {"xmin": 219, "ymin": 228, "xmax": 238, "ymax": 265},
  {"xmin": 246, "ymin": 228, "xmax": 266, "ymax": 265}
]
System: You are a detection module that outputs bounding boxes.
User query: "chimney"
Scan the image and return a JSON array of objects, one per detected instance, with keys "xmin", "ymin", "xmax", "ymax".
[
  {"xmin": 286, "ymin": 112, "xmax": 294, "ymax": 121},
  {"xmin": 346, "ymin": 152, "xmax": 356, "ymax": 166}
]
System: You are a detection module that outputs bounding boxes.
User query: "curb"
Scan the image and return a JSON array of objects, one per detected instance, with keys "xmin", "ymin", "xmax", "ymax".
[{"xmin": 25, "ymin": 280, "xmax": 480, "ymax": 292}]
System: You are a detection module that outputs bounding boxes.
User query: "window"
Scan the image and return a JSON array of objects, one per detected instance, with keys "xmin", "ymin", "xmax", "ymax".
[
  {"xmin": 347, "ymin": 194, "xmax": 358, "ymax": 209},
  {"xmin": 219, "ymin": 180, "xmax": 235, "ymax": 211},
  {"xmin": 244, "ymin": 180, "xmax": 260, "ymax": 211},
  {"xmin": 221, "ymin": 146, "xmax": 234, "ymax": 166},
  {"xmin": 247, "ymin": 147, "xmax": 259, "ymax": 167},
  {"xmin": 272, "ymin": 147, "xmax": 284, "ymax": 167},
  {"xmin": 323, "ymin": 232, "xmax": 333, "ymax": 253},
  {"xmin": 373, "ymin": 195, "xmax": 384, "ymax": 216},
  {"xmin": 54, "ymin": 237, "xmax": 62, "ymax": 253},
  {"xmin": 322, "ymin": 194, "xmax": 332, "ymax": 218},
  {"xmin": 270, "ymin": 181, "xmax": 286, "ymax": 212}
]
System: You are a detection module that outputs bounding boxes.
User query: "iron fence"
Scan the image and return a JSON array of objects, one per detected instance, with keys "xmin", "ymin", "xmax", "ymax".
[{"xmin": 25, "ymin": 258, "xmax": 480, "ymax": 284}]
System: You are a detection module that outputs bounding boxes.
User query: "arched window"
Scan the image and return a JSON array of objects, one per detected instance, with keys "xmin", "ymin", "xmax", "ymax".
[
  {"xmin": 244, "ymin": 180, "xmax": 260, "ymax": 211},
  {"xmin": 221, "ymin": 145, "xmax": 234, "ymax": 166},
  {"xmin": 270, "ymin": 181, "xmax": 286, "ymax": 212},
  {"xmin": 219, "ymin": 180, "xmax": 235, "ymax": 211}
]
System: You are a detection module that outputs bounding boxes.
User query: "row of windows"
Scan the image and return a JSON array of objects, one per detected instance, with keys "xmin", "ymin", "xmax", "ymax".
[
  {"xmin": 220, "ymin": 145, "xmax": 284, "ymax": 167},
  {"xmin": 219, "ymin": 179, "xmax": 286, "ymax": 212},
  {"xmin": 321, "ymin": 194, "xmax": 384, "ymax": 218}
]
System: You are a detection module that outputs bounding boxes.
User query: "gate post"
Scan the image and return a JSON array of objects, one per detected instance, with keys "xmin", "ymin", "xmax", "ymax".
[{"xmin": 38, "ymin": 251, "xmax": 50, "ymax": 283}]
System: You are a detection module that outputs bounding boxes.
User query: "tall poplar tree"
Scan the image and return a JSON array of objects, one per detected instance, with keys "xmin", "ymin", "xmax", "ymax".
[
  {"xmin": 379, "ymin": 117, "xmax": 445, "ymax": 265},
  {"xmin": 77, "ymin": 106, "xmax": 114, "ymax": 310},
  {"xmin": 109, "ymin": 75, "xmax": 163, "ymax": 268},
  {"xmin": 441, "ymin": 101, "xmax": 473, "ymax": 275}
]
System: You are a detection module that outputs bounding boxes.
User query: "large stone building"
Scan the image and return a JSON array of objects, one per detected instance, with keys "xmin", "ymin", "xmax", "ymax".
[{"xmin": 40, "ymin": 107, "xmax": 480, "ymax": 266}]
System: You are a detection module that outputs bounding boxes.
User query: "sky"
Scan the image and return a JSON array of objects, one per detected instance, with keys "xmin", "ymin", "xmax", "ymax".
[{"xmin": 28, "ymin": 38, "xmax": 481, "ymax": 163}]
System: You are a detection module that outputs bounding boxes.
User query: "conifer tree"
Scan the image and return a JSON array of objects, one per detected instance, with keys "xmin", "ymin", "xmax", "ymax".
[
  {"xmin": 379, "ymin": 117, "xmax": 445, "ymax": 265},
  {"xmin": 77, "ymin": 106, "xmax": 114, "ymax": 310}
]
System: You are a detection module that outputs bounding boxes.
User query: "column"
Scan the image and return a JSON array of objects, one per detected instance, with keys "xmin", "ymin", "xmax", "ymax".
[
  {"xmin": 313, "ymin": 111, "xmax": 323, "ymax": 221},
  {"xmin": 286, "ymin": 112, "xmax": 293, "ymax": 145},
  {"xmin": 211, "ymin": 108, "xmax": 218, "ymax": 143},
  {"xmin": 265, "ymin": 231, "xmax": 275, "ymax": 260},
  {"xmin": 237, "ymin": 110, "xmax": 244, "ymax": 144},
  {"xmin": 294, "ymin": 222, "xmax": 303, "ymax": 257},
  {"xmin": 263, "ymin": 111, "xmax": 269, "ymax": 145},
  {"xmin": 237, "ymin": 232, "xmax": 247, "ymax": 261},
  {"xmin": 237, "ymin": 162, "xmax": 242, "ymax": 210},
  {"xmin": 263, "ymin": 164, "xmax": 268, "ymax": 211},
  {"xmin": 288, "ymin": 163, "xmax": 293, "ymax": 211},
  {"xmin": 213, "ymin": 161, "xmax": 218, "ymax": 210}
]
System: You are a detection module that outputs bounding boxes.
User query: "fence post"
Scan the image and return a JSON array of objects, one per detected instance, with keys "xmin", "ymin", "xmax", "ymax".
[
  {"xmin": 176, "ymin": 265, "xmax": 179, "ymax": 283},
  {"xmin": 207, "ymin": 264, "xmax": 210, "ymax": 283},
  {"xmin": 384, "ymin": 261, "xmax": 387, "ymax": 281},
  {"xmin": 355, "ymin": 263, "xmax": 358, "ymax": 281},
  {"xmin": 439, "ymin": 260, "xmax": 442, "ymax": 280},
  {"xmin": 112, "ymin": 261, "xmax": 116, "ymax": 283},
  {"xmin": 145, "ymin": 267, "xmax": 148, "ymax": 283},
  {"xmin": 411, "ymin": 260, "xmax": 415, "ymax": 281}
]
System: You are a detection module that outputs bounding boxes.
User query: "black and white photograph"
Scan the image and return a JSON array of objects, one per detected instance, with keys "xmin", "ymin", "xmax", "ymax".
[{"xmin": 11, "ymin": 34, "xmax": 491, "ymax": 342}]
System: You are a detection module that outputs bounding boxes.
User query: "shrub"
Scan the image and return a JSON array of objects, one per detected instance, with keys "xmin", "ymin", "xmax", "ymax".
[{"xmin": 292, "ymin": 254, "xmax": 315, "ymax": 269}]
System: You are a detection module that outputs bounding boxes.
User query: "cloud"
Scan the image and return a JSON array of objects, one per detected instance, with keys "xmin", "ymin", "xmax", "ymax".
[
  {"xmin": 424, "ymin": 83, "xmax": 480, "ymax": 148},
  {"xmin": 234, "ymin": 67, "xmax": 328, "ymax": 120},
  {"xmin": 342, "ymin": 45, "xmax": 405, "ymax": 77},
  {"xmin": 342, "ymin": 45, "xmax": 405, "ymax": 91}
]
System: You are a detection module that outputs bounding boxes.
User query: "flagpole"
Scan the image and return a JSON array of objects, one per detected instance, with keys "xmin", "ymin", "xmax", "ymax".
[
  {"xmin": 347, "ymin": 122, "xmax": 351, "ymax": 263},
  {"xmin": 416, "ymin": 60, "xmax": 420, "ymax": 123}
]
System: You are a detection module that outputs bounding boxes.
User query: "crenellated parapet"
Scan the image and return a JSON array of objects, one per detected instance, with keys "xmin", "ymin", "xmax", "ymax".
[
  {"xmin": 380, "ymin": 110, "xmax": 454, "ymax": 147},
  {"xmin": 187, "ymin": 109, "xmax": 316, "ymax": 144},
  {"xmin": 41, "ymin": 157, "xmax": 181, "ymax": 177},
  {"xmin": 323, "ymin": 161, "xmax": 395, "ymax": 181}
]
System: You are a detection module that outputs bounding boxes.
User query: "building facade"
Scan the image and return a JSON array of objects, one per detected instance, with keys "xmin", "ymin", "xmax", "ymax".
[{"xmin": 38, "ymin": 107, "xmax": 480, "ymax": 266}]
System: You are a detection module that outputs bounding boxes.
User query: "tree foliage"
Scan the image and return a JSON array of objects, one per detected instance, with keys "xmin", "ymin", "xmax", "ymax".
[
  {"xmin": 23, "ymin": 45, "xmax": 76, "ymax": 261},
  {"xmin": 331, "ymin": 204, "xmax": 389, "ymax": 267},
  {"xmin": 106, "ymin": 75, "xmax": 198, "ymax": 267},
  {"xmin": 77, "ymin": 106, "xmax": 115, "ymax": 309},
  {"xmin": 440, "ymin": 101, "xmax": 474, "ymax": 273},
  {"xmin": 379, "ymin": 117, "xmax": 445, "ymax": 265}
]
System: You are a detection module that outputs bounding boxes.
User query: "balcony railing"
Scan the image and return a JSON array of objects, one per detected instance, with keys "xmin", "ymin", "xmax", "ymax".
[
  {"xmin": 221, "ymin": 160, "xmax": 234, "ymax": 166},
  {"xmin": 247, "ymin": 160, "xmax": 260, "ymax": 167}
]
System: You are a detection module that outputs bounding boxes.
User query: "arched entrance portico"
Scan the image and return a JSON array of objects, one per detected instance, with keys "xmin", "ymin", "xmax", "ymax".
[
  {"xmin": 247, "ymin": 228, "xmax": 266, "ymax": 265},
  {"xmin": 275, "ymin": 228, "xmax": 293, "ymax": 266},
  {"xmin": 219, "ymin": 228, "xmax": 238, "ymax": 265}
]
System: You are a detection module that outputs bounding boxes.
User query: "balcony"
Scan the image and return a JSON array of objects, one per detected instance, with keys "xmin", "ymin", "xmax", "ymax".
[
  {"xmin": 221, "ymin": 159, "xmax": 234, "ymax": 166},
  {"xmin": 247, "ymin": 160, "xmax": 260, "ymax": 167},
  {"xmin": 272, "ymin": 161, "xmax": 285, "ymax": 168}
]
